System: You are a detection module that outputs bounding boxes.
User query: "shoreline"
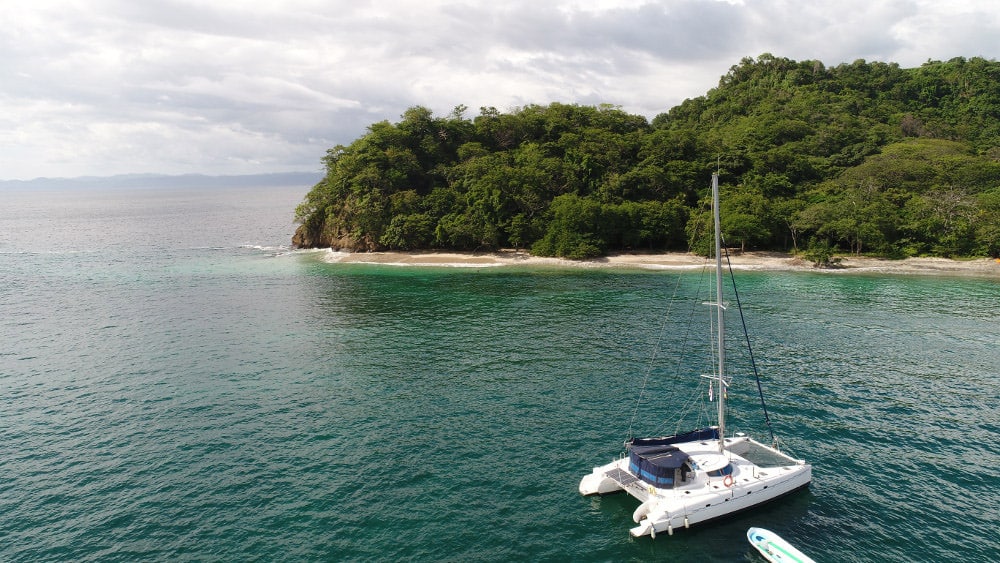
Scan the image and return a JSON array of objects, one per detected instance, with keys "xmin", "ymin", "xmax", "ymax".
[{"xmin": 319, "ymin": 249, "xmax": 1000, "ymax": 277}]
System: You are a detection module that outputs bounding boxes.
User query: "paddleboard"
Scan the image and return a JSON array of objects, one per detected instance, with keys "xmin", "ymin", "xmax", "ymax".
[{"xmin": 747, "ymin": 527, "xmax": 816, "ymax": 563}]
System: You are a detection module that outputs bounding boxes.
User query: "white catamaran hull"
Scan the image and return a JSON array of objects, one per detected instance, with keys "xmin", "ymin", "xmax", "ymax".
[
  {"xmin": 580, "ymin": 437, "xmax": 811, "ymax": 538},
  {"xmin": 629, "ymin": 463, "xmax": 811, "ymax": 538}
]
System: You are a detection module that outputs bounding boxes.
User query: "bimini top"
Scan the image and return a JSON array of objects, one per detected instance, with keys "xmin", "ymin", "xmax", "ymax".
[
  {"xmin": 627, "ymin": 427, "xmax": 719, "ymax": 449},
  {"xmin": 629, "ymin": 445, "xmax": 689, "ymax": 488},
  {"xmin": 627, "ymin": 427, "xmax": 718, "ymax": 488}
]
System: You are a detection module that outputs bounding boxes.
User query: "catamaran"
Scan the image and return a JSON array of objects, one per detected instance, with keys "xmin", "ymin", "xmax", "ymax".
[{"xmin": 579, "ymin": 172, "xmax": 811, "ymax": 538}]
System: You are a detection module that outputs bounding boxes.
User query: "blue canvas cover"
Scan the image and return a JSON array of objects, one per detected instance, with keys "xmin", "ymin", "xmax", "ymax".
[
  {"xmin": 628, "ymin": 445, "xmax": 688, "ymax": 488},
  {"xmin": 628, "ymin": 427, "xmax": 719, "ymax": 448},
  {"xmin": 627, "ymin": 427, "xmax": 717, "ymax": 487}
]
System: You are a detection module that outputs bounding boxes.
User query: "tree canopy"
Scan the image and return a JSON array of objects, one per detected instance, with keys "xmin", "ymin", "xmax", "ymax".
[{"xmin": 294, "ymin": 55, "xmax": 1000, "ymax": 259}]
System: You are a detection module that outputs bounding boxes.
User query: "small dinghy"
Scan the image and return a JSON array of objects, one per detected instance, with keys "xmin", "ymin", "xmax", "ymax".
[{"xmin": 747, "ymin": 527, "xmax": 816, "ymax": 563}]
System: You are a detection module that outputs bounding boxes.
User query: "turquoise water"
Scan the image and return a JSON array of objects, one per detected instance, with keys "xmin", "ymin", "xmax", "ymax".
[{"xmin": 1, "ymin": 184, "xmax": 998, "ymax": 561}]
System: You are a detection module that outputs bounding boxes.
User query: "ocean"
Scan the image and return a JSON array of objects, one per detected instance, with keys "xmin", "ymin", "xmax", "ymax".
[{"xmin": 1, "ymin": 182, "xmax": 997, "ymax": 561}]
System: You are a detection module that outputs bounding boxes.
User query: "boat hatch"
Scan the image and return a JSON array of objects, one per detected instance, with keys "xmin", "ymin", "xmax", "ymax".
[{"xmin": 689, "ymin": 453, "xmax": 730, "ymax": 473}]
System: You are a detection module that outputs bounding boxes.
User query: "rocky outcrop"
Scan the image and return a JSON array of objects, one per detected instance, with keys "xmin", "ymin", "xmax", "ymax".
[
  {"xmin": 291, "ymin": 223, "xmax": 323, "ymax": 248},
  {"xmin": 292, "ymin": 222, "xmax": 379, "ymax": 251}
]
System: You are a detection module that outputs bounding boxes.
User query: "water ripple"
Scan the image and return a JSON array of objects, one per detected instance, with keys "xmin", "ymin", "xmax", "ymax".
[{"xmin": 2, "ymin": 187, "xmax": 999, "ymax": 561}]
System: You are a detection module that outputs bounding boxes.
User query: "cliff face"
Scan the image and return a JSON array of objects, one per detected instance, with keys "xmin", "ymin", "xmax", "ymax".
[
  {"xmin": 291, "ymin": 224, "xmax": 324, "ymax": 248},
  {"xmin": 291, "ymin": 222, "xmax": 378, "ymax": 251}
]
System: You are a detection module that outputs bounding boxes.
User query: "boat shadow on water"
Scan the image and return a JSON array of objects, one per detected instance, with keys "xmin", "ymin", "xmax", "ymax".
[
  {"xmin": 591, "ymin": 484, "xmax": 816, "ymax": 533},
  {"xmin": 591, "ymin": 487, "xmax": 816, "ymax": 558}
]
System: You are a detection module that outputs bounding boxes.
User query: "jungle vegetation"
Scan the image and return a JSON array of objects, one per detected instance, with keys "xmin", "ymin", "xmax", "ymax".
[{"xmin": 293, "ymin": 54, "xmax": 1000, "ymax": 260}]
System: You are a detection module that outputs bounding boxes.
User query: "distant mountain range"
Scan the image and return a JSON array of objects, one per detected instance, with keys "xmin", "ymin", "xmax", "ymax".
[{"xmin": 0, "ymin": 172, "xmax": 323, "ymax": 190}]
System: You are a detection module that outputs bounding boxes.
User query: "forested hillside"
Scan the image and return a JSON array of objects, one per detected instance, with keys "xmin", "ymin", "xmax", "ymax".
[{"xmin": 293, "ymin": 54, "xmax": 1000, "ymax": 259}]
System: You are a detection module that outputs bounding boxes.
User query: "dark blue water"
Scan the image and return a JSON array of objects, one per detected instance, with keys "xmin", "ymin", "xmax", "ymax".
[{"xmin": 1, "ymin": 184, "xmax": 998, "ymax": 561}]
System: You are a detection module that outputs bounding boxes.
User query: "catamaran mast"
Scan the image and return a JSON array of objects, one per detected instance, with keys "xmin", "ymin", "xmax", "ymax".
[{"xmin": 712, "ymin": 172, "xmax": 726, "ymax": 452}]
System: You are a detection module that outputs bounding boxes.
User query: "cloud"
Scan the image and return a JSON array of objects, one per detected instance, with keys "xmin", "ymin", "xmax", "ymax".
[{"xmin": 2, "ymin": 0, "xmax": 999, "ymax": 179}]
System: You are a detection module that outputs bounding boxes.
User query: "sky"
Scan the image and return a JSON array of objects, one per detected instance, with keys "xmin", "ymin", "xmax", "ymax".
[{"xmin": 3, "ymin": 0, "xmax": 1000, "ymax": 180}]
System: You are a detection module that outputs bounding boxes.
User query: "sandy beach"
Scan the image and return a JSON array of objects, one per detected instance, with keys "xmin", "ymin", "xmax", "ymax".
[{"xmin": 321, "ymin": 249, "xmax": 1000, "ymax": 277}]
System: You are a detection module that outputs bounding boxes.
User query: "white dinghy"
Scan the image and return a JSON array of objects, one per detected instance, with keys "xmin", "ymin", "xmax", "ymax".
[
  {"xmin": 747, "ymin": 527, "xmax": 816, "ymax": 563},
  {"xmin": 579, "ymin": 172, "xmax": 811, "ymax": 538}
]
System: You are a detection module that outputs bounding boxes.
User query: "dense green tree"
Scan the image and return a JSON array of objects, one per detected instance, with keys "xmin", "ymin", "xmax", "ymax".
[
  {"xmin": 294, "ymin": 56, "xmax": 1000, "ymax": 259},
  {"xmin": 976, "ymin": 188, "xmax": 1000, "ymax": 256},
  {"xmin": 532, "ymin": 193, "xmax": 605, "ymax": 259},
  {"xmin": 722, "ymin": 185, "xmax": 772, "ymax": 252}
]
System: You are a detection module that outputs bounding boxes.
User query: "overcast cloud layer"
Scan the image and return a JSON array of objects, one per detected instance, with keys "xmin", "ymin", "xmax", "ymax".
[{"xmin": 3, "ymin": 0, "xmax": 1000, "ymax": 180}]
